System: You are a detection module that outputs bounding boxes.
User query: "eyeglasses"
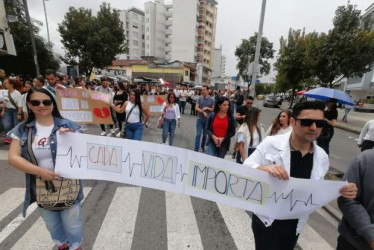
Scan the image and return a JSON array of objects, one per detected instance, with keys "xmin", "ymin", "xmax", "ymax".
[
  {"xmin": 29, "ymin": 99, "xmax": 53, "ymax": 107},
  {"xmin": 247, "ymin": 102, "xmax": 253, "ymax": 105},
  {"xmin": 294, "ymin": 118, "xmax": 326, "ymax": 128}
]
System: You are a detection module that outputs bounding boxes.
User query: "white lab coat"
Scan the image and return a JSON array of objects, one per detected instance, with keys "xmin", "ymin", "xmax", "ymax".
[{"xmin": 243, "ymin": 131, "xmax": 329, "ymax": 234}]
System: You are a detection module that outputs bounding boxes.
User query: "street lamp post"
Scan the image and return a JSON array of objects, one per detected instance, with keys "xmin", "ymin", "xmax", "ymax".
[
  {"xmin": 23, "ymin": 0, "xmax": 40, "ymax": 76},
  {"xmin": 42, "ymin": 0, "xmax": 51, "ymax": 48},
  {"xmin": 250, "ymin": 0, "xmax": 267, "ymax": 97}
]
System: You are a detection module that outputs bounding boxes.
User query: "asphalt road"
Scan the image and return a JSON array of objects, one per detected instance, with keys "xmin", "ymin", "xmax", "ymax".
[{"xmin": 0, "ymin": 101, "xmax": 360, "ymax": 249}]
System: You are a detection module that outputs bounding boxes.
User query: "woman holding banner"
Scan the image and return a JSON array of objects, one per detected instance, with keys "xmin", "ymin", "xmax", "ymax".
[
  {"xmin": 111, "ymin": 89, "xmax": 151, "ymax": 141},
  {"xmin": 8, "ymin": 87, "xmax": 84, "ymax": 250},
  {"xmin": 206, "ymin": 96, "xmax": 236, "ymax": 158},
  {"xmin": 160, "ymin": 92, "xmax": 181, "ymax": 145}
]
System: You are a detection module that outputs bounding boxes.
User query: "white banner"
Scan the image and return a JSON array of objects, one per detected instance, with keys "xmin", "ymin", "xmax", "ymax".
[{"xmin": 55, "ymin": 133, "xmax": 346, "ymax": 219}]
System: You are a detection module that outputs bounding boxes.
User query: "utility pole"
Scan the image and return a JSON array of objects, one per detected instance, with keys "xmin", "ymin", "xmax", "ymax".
[
  {"xmin": 42, "ymin": 0, "xmax": 51, "ymax": 48},
  {"xmin": 23, "ymin": 0, "xmax": 40, "ymax": 76},
  {"xmin": 250, "ymin": 0, "xmax": 267, "ymax": 97}
]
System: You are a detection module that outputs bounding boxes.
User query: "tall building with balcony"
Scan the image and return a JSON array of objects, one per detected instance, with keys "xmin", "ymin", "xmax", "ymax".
[{"xmin": 118, "ymin": 8, "xmax": 145, "ymax": 60}]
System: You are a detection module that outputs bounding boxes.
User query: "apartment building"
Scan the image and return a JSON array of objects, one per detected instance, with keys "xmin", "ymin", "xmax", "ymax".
[
  {"xmin": 212, "ymin": 46, "xmax": 226, "ymax": 78},
  {"xmin": 118, "ymin": 8, "xmax": 145, "ymax": 60}
]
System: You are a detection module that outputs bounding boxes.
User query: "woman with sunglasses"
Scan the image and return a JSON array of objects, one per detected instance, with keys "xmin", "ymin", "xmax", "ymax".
[
  {"xmin": 235, "ymin": 107, "xmax": 265, "ymax": 164},
  {"xmin": 206, "ymin": 96, "xmax": 235, "ymax": 158},
  {"xmin": 111, "ymin": 89, "xmax": 150, "ymax": 140},
  {"xmin": 8, "ymin": 87, "xmax": 84, "ymax": 250},
  {"xmin": 266, "ymin": 110, "xmax": 293, "ymax": 136},
  {"xmin": 160, "ymin": 92, "xmax": 181, "ymax": 145}
]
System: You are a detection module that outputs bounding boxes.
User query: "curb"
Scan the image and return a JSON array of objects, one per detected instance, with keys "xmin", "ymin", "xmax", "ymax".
[{"xmin": 335, "ymin": 124, "xmax": 360, "ymax": 135}]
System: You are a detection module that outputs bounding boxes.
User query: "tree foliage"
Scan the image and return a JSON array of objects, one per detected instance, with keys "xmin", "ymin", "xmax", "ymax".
[
  {"xmin": 1, "ymin": 0, "xmax": 60, "ymax": 78},
  {"xmin": 235, "ymin": 33, "xmax": 275, "ymax": 81},
  {"xmin": 58, "ymin": 3, "xmax": 126, "ymax": 75}
]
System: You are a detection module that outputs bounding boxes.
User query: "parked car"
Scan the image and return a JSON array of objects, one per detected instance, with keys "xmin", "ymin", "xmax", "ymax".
[
  {"xmin": 354, "ymin": 98, "xmax": 374, "ymax": 112},
  {"xmin": 263, "ymin": 95, "xmax": 279, "ymax": 108},
  {"xmin": 257, "ymin": 94, "xmax": 265, "ymax": 100}
]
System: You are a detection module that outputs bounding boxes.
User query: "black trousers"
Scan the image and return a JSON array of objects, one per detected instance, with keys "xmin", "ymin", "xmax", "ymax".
[
  {"xmin": 361, "ymin": 140, "xmax": 374, "ymax": 152},
  {"xmin": 251, "ymin": 214, "xmax": 299, "ymax": 250},
  {"xmin": 336, "ymin": 235, "xmax": 359, "ymax": 250}
]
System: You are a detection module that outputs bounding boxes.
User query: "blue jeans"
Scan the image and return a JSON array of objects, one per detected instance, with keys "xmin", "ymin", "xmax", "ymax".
[
  {"xmin": 38, "ymin": 203, "xmax": 83, "ymax": 249},
  {"xmin": 125, "ymin": 122, "xmax": 144, "ymax": 141},
  {"xmin": 194, "ymin": 118, "xmax": 208, "ymax": 151},
  {"xmin": 162, "ymin": 118, "xmax": 176, "ymax": 145},
  {"xmin": 3, "ymin": 108, "xmax": 19, "ymax": 139},
  {"xmin": 180, "ymin": 101, "xmax": 186, "ymax": 114},
  {"xmin": 206, "ymin": 140, "xmax": 229, "ymax": 158}
]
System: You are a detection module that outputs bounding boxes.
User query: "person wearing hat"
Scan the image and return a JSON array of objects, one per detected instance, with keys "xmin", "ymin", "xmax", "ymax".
[{"xmin": 317, "ymin": 98, "xmax": 338, "ymax": 155}]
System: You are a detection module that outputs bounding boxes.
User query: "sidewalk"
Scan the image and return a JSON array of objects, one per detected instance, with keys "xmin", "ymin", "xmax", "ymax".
[{"xmin": 335, "ymin": 108, "xmax": 374, "ymax": 134}]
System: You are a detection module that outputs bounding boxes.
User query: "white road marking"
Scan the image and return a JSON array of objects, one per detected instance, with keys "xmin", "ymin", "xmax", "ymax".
[
  {"xmin": 298, "ymin": 223, "xmax": 334, "ymax": 250},
  {"xmin": 93, "ymin": 187, "xmax": 141, "ymax": 250},
  {"xmin": 217, "ymin": 203, "xmax": 255, "ymax": 250},
  {"xmin": 166, "ymin": 192, "xmax": 204, "ymax": 250},
  {"xmin": 11, "ymin": 188, "xmax": 91, "ymax": 250}
]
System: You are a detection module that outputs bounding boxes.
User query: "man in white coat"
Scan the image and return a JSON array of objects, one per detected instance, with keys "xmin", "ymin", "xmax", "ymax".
[{"xmin": 243, "ymin": 101, "xmax": 357, "ymax": 250}]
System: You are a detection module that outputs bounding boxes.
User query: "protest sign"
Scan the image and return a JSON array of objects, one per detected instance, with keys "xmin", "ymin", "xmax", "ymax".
[
  {"xmin": 141, "ymin": 95, "xmax": 166, "ymax": 115},
  {"xmin": 55, "ymin": 133, "xmax": 346, "ymax": 219},
  {"xmin": 56, "ymin": 88, "xmax": 113, "ymax": 125}
]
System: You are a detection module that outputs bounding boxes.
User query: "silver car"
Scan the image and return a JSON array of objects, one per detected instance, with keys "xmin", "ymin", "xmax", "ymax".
[{"xmin": 263, "ymin": 95, "xmax": 279, "ymax": 108}]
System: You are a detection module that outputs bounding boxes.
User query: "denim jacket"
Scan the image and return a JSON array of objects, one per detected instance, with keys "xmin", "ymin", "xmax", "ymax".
[{"xmin": 9, "ymin": 117, "xmax": 84, "ymax": 217}]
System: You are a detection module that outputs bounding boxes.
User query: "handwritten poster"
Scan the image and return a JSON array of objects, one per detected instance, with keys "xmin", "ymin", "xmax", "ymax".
[
  {"xmin": 56, "ymin": 88, "xmax": 113, "ymax": 124},
  {"xmin": 55, "ymin": 133, "xmax": 346, "ymax": 219},
  {"xmin": 141, "ymin": 95, "xmax": 166, "ymax": 115}
]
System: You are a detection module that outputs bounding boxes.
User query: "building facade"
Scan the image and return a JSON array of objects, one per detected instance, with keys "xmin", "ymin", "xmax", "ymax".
[
  {"xmin": 0, "ymin": 0, "xmax": 16, "ymax": 56},
  {"xmin": 118, "ymin": 8, "xmax": 145, "ymax": 60},
  {"xmin": 344, "ymin": 3, "xmax": 374, "ymax": 101},
  {"xmin": 212, "ymin": 46, "xmax": 226, "ymax": 78}
]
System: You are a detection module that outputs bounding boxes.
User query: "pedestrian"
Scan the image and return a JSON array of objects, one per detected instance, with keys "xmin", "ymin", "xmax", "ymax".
[
  {"xmin": 44, "ymin": 69, "xmax": 65, "ymax": 99},
  {"xmin": 235, "ymin": 107, "xmax": 265, "ymax": 164},
  {"xmin": 113, "ymin": 81, "xmax": 128, "ymax": 137},
  {"xmin": 266, "ymin": 110, "xmax": 293, "ymax": 136},
  {"xmin": 357, "ymin": 119, "xmax": 374, "ymax": 152},
  {"xmin": 1, "ymin": 78, "xmax": 23, "ymax": 144},
  {"xmin": 234, "ymin": 86, "xmax": 244, "ymax": 111},
  {"xmin": 33, "ymin": 76, "xmax": 45, "ymax": 88},
  {"xmin": 206, "ymin": 96, "xmax": 235, "ymax": 158},
  {"xmin": 337, "ymin": 149, "xmax": 374, "ymax": 250},
  {"xmin": 243, "ymin": 101, "xmax": 357, "ymax": 250},
  {"xmin": 342, "ymin": 103, "xmax": 353, "ymax": 123},
  {"xmin": 8, "ymin": 87, "xmax": 84, "ymax": 250},
  {"xmin": 97, "ymin": 77, "xmax": 115, "ymax": 136},
  {"xmin": 161, "ymin": 92, "xmax": 181, "ymax": 145},
  {"xmin": 179, "ymin": 85, "xmax": 188, "ymax": 114},
  {"xmin": 231, "ymin": 96, "xmax": 254, "ymax": 158},
  {"xmin": 190, "ymin": 90, "xmax": 200, "ymax": 116},
  {"xmin": 111, "ymin": 90, "xmax": 150, "ymax": 141},
  {"xmin": 317, "ymin": 98, "xmax": 338, "ymax": 155},
  {"xmin": 21, "ymin": 81, "xmax": 33, "ymax": 120},
  {"xmin": 194, "ymin": 85, "xmax": 215, "ymax": 152},
  {"xmin": 173, "ymin": 85, "xmax": 181, "ymax": 107}
]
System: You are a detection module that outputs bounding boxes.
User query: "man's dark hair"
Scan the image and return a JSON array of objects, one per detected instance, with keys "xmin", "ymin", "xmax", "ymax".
[
  {"xmin": 45, "ymin": 69, "xmax": 57, "ymax": 76},
  {"xmin": 292, "ymin": 101, "xmax": 325, "ymax": 118},
  {"xmin": 236, "ymin": 86, "xmax": 240, "ymax": 91},
  {"xmin": 202, "ymin": 85, "xmax": 209, "ymax": 90},
  {"xmin": 247, "ymin": 96, "xmax": 254, "ymax": 101}
]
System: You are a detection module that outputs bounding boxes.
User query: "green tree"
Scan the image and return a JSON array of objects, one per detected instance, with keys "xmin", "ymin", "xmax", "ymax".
[
  {"xmin": 1, "ymin": 0, "xmax": 60, "ymax": 77},
  {"xmin": 275, "ymin": 29, "xmax": 310, "ymax": 108},
  {"xmin": 58, "ymin": 3, "xmax": 126, "ymax": 75},
  {"xmin": 308, "ymin": 5, "xmax": 374, "ymax": 87},
  {"xmin": 235, "ymin": 33, "xmax": 275, "ymax": 82}
]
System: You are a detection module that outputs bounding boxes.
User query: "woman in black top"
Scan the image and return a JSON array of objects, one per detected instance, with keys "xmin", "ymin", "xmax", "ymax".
[
  {"xmin": 113, "ymin": 81, "xmax": 128, "ymax": 137},
  {"xmin": 317, "ymin": 98, "xmax": 338, "ymax": 155}
]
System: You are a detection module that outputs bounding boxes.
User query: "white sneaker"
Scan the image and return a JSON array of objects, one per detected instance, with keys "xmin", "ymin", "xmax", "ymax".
[
  {"xmin": 116, "ymin": 132, "xmax": 121, "ymax": 137},
  {"xmin": 100, "ymin": 131, "xmax": 107, "ymax": 136},
  {"xmin": 110, "ymin": 128, "xmax": 116, "ymax": 134}
]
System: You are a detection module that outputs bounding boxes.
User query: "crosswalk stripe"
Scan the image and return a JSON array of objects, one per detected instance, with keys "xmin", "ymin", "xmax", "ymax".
[
  {"xmin": 165, "ymin": 193, "xmax": 204, "ymax": 250},
  {"xmin": 0, "ymin": 188, "xmax": 25, "ymax": 222},
  {"xmin": 298, "ymin": 223, "xmax": 334, "ymax": 250},
  {"xmin": 0, "ymin": 150, "xmax": 7, "ymax": 161},
  {"xmin": 11, "ymin": 187, "xmax": 92, "ymax": 250},
  {"xmin": 92, "ymin": 187, "xmax": 141, "ymax": 250},
  {"xmin": 217, "ymin": 203, "xmax": 255, "ymax": 250}
]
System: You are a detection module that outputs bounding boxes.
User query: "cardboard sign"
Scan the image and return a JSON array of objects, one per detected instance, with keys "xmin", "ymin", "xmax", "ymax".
[
  {"xmin": 141, "ymin": 95, "xmax": 166, "ymax": 115},
  {"xmin": 56, "ymin": 88, "xmax": 114, "ymax": 125}
]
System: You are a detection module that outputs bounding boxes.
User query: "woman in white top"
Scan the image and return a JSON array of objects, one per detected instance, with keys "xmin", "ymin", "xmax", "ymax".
[
  {"xmin": 161, "ymin": 92, "xmax": 181, "ymax": 145},
  {"xmin": 1, "ymin": 78, "xmax": 23, "ymax": 144},
  {"xmin": 266, "ymin": 110, "xmax": 292, "ymax": 136},
  {"xmin": 235, "ymin": 107, "xmax": 265, "ymax": 163},
  {"xmin": 111, "ymin": 89, "xmax": 150, "ymax": 141},
  {"xmin": 21, "ymin": 81, "xmax": 33, "ymax": 120}
]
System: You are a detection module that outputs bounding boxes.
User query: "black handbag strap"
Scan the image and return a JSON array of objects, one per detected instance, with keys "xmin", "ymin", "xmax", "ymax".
[{"xmin": 8, "ymin": 91, "xmax": 18, "ymax": 109}]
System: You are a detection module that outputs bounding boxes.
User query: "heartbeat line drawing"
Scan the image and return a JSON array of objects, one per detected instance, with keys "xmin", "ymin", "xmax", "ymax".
[
  {"xmin": 266, "ymin": 189, "xmax": 319, "ymax": 211},
  {"xmin": 57, "ymin": 147, "xmax": 86, "ymax": 168}
]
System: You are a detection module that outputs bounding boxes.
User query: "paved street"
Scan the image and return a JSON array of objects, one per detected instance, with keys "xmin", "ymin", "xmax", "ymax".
[{"xmin": 0, "ymin": 101, "xmax": 367, "ymax": 250}]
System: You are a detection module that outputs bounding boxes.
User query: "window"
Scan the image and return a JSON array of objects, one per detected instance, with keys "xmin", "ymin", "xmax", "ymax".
[
  {"xmin": 133, "ymin": 40, "xmax": 139, "ymax": 46},
  {"xmin": 142, "ymin": 34, "xmax": 145, "ymax": 39},
  {"xmin": 146, "ymin": 35, "xmax": 149, "ymax": 40},
  {"xmin": 146, "ymin": 18, "xmax": 149, "ymax": 23},
  {"xmin": 133, "ymin": 31, "xmax": 138, "ymax": 37},
  {"xmin": 146, "ymin": 27, "xmax": 150, "ymax": 31},
  {"xmin": 185, "ymin": 70, "xmax": 189, "ymax": 76},
  {"xmin": 132, "ymin": 24, "xmax": 138, "ymax": 29}
]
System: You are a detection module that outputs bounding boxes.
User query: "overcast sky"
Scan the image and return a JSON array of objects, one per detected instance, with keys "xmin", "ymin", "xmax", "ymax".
[{"xmin": 27, "ymin": 0, "xmax": 373, "ymax": 82}]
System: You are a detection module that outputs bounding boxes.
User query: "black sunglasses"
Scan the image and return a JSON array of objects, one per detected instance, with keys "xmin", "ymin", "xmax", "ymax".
[
  {"xmin": 29, "ymin": 99, "xmax": 53, "ymax": 107},
  {"xmin": 294, "ymin": 118, "xmax": 326, "ymax": 128}
]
